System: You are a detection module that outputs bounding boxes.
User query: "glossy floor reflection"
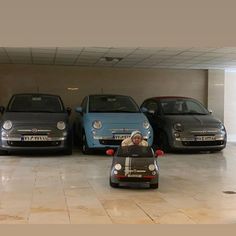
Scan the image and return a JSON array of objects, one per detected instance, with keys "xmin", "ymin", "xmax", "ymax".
[{"xmin": 0, "ymin": 143, "xmax": 236, "ymax": 224}]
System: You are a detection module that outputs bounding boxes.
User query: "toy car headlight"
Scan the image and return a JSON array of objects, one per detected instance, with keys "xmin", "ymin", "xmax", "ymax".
[
  {"xmin": 3, "ymin": 120, "xmax": 13, "ymax": 130},
  {"xmin": 173, "ymin": 123, "xmax": 183, "ymax": 132},
  {"xmin": 143, "ymin": 121, "xmax": 150, "ymax": 129},
  {"xmin": 93, "ymin": 120, "xmax": 102, "ymax": 129},
  {"xmin": 148, "ymin": 164, "xmax": 155, "ymax": 171},
  {"xmin": 57, "ymin": 121, "xmax": 66, "ymax": 130},
  {"xmin": 114, "ymin": 163, "xmax": 122, "ymax": 170}
]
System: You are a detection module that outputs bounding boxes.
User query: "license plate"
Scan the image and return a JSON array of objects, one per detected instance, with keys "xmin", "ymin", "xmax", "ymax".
[
  {"xmin": 114, "ymin": 134, "xmax": 130, "ymax": 140},
  {"xmin": 195, "ymin": 136, "xmax": 215, "ymax": 141},
  {"xmin": 127, "ymin": 174, "xmax": 142, "ymax": 178},
  {"xmin": 22, "ymin": 135, "xmax": 49, "ymax": 141}
]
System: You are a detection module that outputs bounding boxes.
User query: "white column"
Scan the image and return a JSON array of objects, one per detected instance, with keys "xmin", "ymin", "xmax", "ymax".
[{"xmin": 207, "ymin": 69, "xmax": 225, "ymax": 122}]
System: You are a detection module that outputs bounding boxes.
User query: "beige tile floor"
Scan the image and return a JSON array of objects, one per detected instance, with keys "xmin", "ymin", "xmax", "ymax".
[{"xmin": 0, "ymin": 143, "xmax": 236, "ymax": 224}]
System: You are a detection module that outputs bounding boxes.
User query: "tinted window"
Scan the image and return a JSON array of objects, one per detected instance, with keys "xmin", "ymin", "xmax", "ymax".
[
  {"xmin": 117, "ymin": 145, "xmax": 154, "ymax": 158},
  {"xmin": 144, "ymin": 100, "xmax": 158, "ymax": 112},
  {"xmin": 7, "ymin": 95, "xmax": 64, "ymax": 113},
  {"xmin": 160, "ymin": 98, "xmax": 209, "ymax": 115},
  {"xmin": 89, "ymin": 95, "xmax": 140, "ymax": 113}
]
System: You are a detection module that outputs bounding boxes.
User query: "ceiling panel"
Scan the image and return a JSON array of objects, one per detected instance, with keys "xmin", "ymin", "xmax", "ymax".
[{"xmin": 1, "ymin": 47, "xmax": 236, "ymax": 69}]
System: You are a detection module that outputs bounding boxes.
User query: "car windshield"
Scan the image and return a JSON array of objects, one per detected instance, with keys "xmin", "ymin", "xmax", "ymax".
[
  {"xmin": 160, "ymin": 98, "xmax": 209, "ymax": 115},
  {"xmin": 7, "ymin": 95, "xmax": 65, "ymax": 113},
  {"xmin": 117, "ymin": 145, "xmax": 154, "ymax": 158},
  {"xmin": 89, "ymin": 95, "xmax": 140, "ymax": 113}
]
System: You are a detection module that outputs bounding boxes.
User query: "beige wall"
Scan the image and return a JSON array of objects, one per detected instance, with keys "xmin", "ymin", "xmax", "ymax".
[{"xmin": 0, "ymin": 64, "xmax": 208, "ymax": 112}]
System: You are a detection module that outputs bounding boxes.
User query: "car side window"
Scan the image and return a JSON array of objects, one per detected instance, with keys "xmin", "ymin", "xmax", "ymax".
[{"xmin": 81, "ymin": 97, "xmax": 88, "ymax": 113}]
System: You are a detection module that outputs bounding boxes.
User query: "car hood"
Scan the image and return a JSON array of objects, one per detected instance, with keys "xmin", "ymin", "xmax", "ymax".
[
  {"xmin": 164, "ymin": 114, "xmax": 222, "ymax": 127},
  {"xmin": 87, "ymin": 113, "xmax": 147, "ymax": 124},
  {"xmin": 1, "ymin": 112, "xmax": 68, "ymax": 124},
  {"xmin": 114, "ymin": 156, "xmax": 155, "ymax": 168}
]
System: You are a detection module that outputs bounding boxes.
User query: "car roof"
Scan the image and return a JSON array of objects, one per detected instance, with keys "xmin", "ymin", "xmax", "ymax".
[
  {"xmin": 11, "ymin": 93, "xmax": 61, "ymax": 97},
  {"xmin": 146, "ymin": 96, "xmax": 193, "ymax": 101},
  {"xmin": 88, "ymin": 94, "xmax": 130, "ymax": 97}
]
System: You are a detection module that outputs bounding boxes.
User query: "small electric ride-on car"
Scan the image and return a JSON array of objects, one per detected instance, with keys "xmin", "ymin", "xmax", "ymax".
[{"xmin": 106, "ymin": 145, "xmax": 164, "ymax": 189}]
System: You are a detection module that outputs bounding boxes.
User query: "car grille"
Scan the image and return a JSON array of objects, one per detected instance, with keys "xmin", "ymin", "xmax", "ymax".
[
  {"xmin": 182, "ymin": 140, "xmax": 225, "ymax": 146},
  {"xmin": 118, "ymin": 177, "xmax": 153, "ymax": 183},
  {"xmin": 99, "ymin": 139, "xmax": 122, "ymax": 145},
  {"xmin": 7, "ymin": 141, "xmax": 61, "ymax": 147}
]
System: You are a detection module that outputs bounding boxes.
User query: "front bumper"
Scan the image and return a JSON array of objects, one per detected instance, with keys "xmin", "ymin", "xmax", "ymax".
[
  {"xmin": 86, "ymin": 129, "xmax": 153, "ymax": 148},
  {"xmin": 170, "ymin": 132, "xmax": 226, "ymax": 150},
  {"xmin": 0, "ymin": 130, "xmax": 70, "ymax": 152}
]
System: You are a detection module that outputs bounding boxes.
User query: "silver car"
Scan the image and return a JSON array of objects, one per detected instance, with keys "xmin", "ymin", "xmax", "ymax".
[
  {"xmin": 0, "ymin": 93, "xmax": 73, "ymax": 155},
  {"xmin": 141, "ymin": 96, "xmax": 227, "ymax": 152}
]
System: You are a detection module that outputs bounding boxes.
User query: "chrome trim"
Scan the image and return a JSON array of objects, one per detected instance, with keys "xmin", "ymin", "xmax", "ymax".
[
  {"xmin": 17, "ymin": 129, "xmax": 52, "ymax": 132},
  {"xmin": 2, "ymin": 137, "xmax": 66, "ymax": 141}
]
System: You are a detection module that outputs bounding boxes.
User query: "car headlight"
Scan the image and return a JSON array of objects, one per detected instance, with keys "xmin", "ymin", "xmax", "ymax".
[
  {"xmin": 114, "ymin": 163, "xmax": 122, "ymax": 170},
  {"xmin": 173, "ymin": 123, "xmax": 183, "ymax": 132},
  {"xmin": 92, "ymin": 120, "xmax": 102, "ymax": 129},
  {"xmin": 57, "ymin": 121, "xmax": 66, "ymax": 130},
  {"xmin": 3, "ymin": 120, "xmax": 13, "ymax": 130},
  {"xmin": 219, "ymin": 124, "xmax": 226, "ymax": 131},
  {"xmin": 143, "ymin": 121, "xmax": 150, "ymax": 129},
  {"xmin": 148, "ymin": 164, "xmax": 155, "ymax": 171}
]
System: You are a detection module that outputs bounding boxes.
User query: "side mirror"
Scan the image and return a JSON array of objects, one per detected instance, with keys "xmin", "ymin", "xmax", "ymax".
[
  {"xmin": 155, "ymin": 149, "xmax": 164, "ymax": 157},
  {"xmin": 106, "ymin": 149, "xmax": 115, "ymax": 156},
  {"xmin": 66, "ymin": 107, "xmax": 72, "ymax": 116},
  {"xmin": 141, "ymin": 107, "xmax": 148, "ymax": 113},
  {"xmin": 0, "ymin": 106, "xmax": 5, "ymax": 114},
  {"xmin": 75, "ymin": 106, "xmax": 83, "ymax": 113},
  {"xmin": 208, "ymin": 109, "xmax": 213, "ymax": 114}
]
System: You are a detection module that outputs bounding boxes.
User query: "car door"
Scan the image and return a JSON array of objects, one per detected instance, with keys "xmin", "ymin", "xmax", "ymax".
[
  {"xmin": 141, "ymin": 99, "xmax": 160, "ymax": 134},
  {"xmin": 75, "ymin": 96, "xmax": 88, "ymax": 139}
]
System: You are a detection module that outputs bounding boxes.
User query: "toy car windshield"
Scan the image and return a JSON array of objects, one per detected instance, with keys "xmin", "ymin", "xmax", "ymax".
[{"xmin": 117, "ymin": 145, "xmax": 154, "ymax": 158}]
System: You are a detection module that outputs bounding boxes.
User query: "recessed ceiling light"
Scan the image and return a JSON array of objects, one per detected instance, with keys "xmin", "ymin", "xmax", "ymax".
[{"xmin": 67, "ymin": 87, "xmax": 79, "ymax": 91}]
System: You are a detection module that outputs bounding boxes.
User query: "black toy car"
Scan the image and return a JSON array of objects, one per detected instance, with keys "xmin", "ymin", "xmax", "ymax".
[{"xmin": 106, "ymin": 145, "xmax": 164, "ymax": 189}]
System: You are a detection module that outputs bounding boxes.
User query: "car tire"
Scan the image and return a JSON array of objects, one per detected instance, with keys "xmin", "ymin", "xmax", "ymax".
[
  {"xmin": 82, "ymin": 133, "xmax": 92, "ymax": 154},
  {"xmin": 110, "ymin": 178, "xmax": 119, "ymax": 188},
  {"xmin": 150, "ymin": 183, "xmax": 159, "ymax": 189},
  {"xmin": 159, "ymin": 131, "xmax": 171, "ymax": 153}
]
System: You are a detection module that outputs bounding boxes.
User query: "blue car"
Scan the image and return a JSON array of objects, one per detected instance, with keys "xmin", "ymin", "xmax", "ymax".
[{"xmin": 74, "ymin": 94, "xmax": 153, "ymax": 154}]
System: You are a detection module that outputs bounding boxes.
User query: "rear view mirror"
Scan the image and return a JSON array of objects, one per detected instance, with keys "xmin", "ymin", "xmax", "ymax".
[
  {"xmin": 0, "ymin": 106, "xmax": 5, "ymax": 114},
  {"xmin": 155, "ymin": 149, "xmax": 164, "ymax": 157},
  {"xmin": 106, "ymin": 149, "xmax": 115, "ymax": 156}
]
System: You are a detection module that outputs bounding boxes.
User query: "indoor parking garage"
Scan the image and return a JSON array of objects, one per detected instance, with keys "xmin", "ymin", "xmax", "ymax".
[{"xmin": 0, "ymin": 47, "xmax": 236, "ymax": 224}]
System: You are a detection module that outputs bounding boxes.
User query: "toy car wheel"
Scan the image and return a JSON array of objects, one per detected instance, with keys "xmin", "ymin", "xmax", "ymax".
[
  {"xmin": 82, "ymin": 133, "xmax": 92, "ymax": 154},
  {"xmin": 0, "ymin": 150, "xmax": 8, "ymax": 155},
  {"xmin": 150, "ymin": 183, "xmax": 159, "ymax": 189},
  {"xmin": 110, "ymin": 178, "xmax": 119, "ymax": 188}
]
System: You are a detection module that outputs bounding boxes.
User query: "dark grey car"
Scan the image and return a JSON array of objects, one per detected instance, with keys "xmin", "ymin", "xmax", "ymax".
[
  {"xmin": 141, "ymin": 96, "xmax": 227, "ymax": 152},
  {"xmin": 0, "ymin": 93, "xmax": 73, "ymax": 155},
  {"xmin": 106, "ymin": 145, "xmax": 164, "ymax": 189}
]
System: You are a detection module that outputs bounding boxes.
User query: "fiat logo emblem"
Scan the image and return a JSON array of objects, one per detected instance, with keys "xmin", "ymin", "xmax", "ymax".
[{"xmin": 32, "ymin": 128, "xmax": 38, "ymax": 133}]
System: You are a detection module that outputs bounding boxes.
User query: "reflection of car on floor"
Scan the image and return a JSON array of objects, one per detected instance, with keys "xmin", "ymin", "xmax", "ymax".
[
  {"xmin": 74, "ymin": 94, "xmax": 153, "ymax": 154},
  {"xmin": 0, "ymin": 93, "xmax": 73, "ymax": 155},
  {"xmin": 140, "ymin": 96, "xmax": 227, "ymax": 152},
  {"xmin": 106, "ymin": 145, "xmax": 164, "ymax": 189}
]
